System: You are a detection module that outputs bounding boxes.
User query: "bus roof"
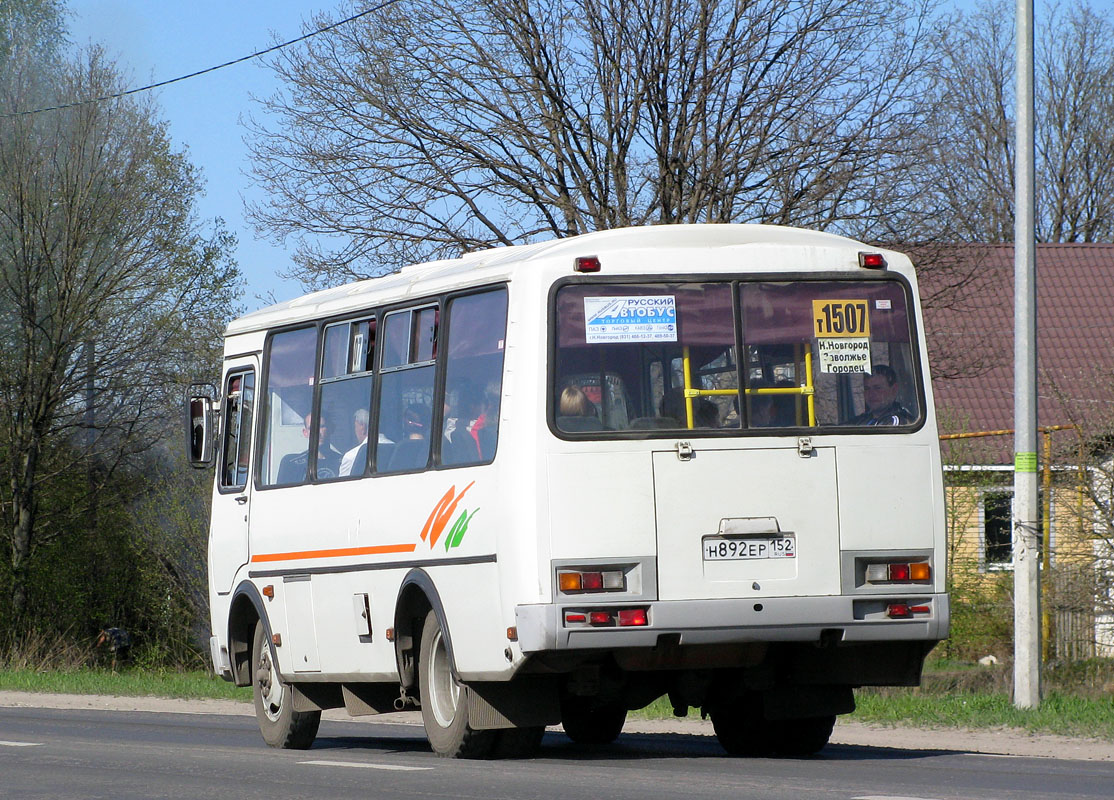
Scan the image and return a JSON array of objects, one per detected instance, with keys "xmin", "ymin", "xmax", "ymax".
[{"xmin": 226, "ymin": 224, "xmax": 882, "ymax": 336}]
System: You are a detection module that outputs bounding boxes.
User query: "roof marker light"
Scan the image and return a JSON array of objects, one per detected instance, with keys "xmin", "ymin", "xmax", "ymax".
[
  {"xmin": 858, "ymin": 252, "xmax": 887, "ymax": 269},
  {"xmin": 574, "ymin": 255, "xmax": 601, "ymax": 273}
]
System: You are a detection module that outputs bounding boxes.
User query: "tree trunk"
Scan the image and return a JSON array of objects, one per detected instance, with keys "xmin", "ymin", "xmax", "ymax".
[{"xmin": 9, "ymin": 436, "xmax": 40, "ymax": 620}]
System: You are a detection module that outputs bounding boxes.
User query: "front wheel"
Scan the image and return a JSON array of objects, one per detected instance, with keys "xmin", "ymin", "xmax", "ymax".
[
  {"xmin": 418, "ymin": 610, "xmax": 495, "ymax": 758},
  {"xmin": 252, "ymin": 619, "xmax": 320, "ymax": 749}
]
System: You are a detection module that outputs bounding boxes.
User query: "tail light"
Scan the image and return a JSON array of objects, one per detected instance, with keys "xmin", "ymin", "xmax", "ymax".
[
  {"xmin": 558, "ymin": 568, "xmax": 626, "ymax": 594},
  {"xmin": 865, "ymin": 562, "xmax": 931, "ymax": 584},
  {"xmin": 886, "ymin": 603, "xmax": 931, "ymax": 619},
  {"xmin": 564, "ymin": 608, "xmax": 649, "ymax": 628}
]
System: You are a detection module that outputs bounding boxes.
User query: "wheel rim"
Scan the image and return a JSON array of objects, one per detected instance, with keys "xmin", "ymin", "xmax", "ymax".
[
  {"xmin": 427, "ymin": 627, "xmax": 460, "ymax": 728},
  {"xmin": 256, "ymin": 642, "xmax": 283, "ymax": 722}
]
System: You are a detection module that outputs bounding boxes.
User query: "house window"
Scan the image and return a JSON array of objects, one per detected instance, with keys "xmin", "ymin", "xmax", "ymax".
[
  {"xmin": 983, "ymin": 491, "xmax": 1013, "ymax": 569},
  {"xmin": 981, "ymin": 489, "xmax": 1046, "ymax": 570}
]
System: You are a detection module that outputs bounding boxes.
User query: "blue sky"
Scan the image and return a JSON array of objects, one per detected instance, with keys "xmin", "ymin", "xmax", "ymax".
[{"xmin": 67, "ymin": 0, "xmax": 326, "ymax": 312}]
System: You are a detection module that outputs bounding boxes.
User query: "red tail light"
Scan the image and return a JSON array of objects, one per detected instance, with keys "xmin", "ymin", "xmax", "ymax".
[{"xmin": 617, "ymin": 609, "xmax": 648, "ymax": 627}]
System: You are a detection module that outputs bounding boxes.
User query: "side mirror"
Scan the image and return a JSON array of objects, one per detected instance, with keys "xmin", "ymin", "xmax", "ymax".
[{"xmin": 187, "ymin": 383, "xmax": 217, "ymax": 467}]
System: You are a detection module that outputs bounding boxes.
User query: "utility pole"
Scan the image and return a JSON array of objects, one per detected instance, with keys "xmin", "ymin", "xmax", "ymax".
[{"xmin": 1013, "ymin": 0, "xmax": 1041, "ymax": 710}]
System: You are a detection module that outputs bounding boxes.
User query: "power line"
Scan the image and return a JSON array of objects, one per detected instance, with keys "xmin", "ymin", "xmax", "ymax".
[{"xmin": 2, "ymin": 0, "xmax": 403, "ymax": 119}]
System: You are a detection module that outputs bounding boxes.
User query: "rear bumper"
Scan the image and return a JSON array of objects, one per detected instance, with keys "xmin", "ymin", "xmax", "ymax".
[{"xmin": 515, "ymin": 593, "xmax": 949, "ymax": 652}]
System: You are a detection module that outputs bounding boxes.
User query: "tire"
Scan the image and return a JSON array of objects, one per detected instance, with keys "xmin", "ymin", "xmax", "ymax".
[
  {"xmin": 418, "ymin": 610, "xmax": 495, "ymax": 758},
  {"xmin": 491, "ymin": 725, "xmax": 545, "ymax": 759},
  {"xmin": 252, "ymin": 619, "xmax": 320, "ymax": 749},
  {"xmin": 769, "ymin": 714, "xmax": 836, "ymax": 757},
  {"xmin": 559, "ymin": 694, "xmax": 626, "ymax": 745},
  {"xmin": 709, "ymin": 695, "xmax": 769, "ymax": 757}
]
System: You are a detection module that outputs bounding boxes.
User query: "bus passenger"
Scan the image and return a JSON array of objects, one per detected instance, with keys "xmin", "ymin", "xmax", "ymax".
[
  {"xmin": 850, "ymin": 364, "xmax": 913, "ymax": 426},
  {"xmin": 560, "ymin": 386, "xmax": 595, "ymax": 418},
  {"xmin": 557, "ymin": 386, "xmax": 604, "ymax": 432},
  {"xmin": 661, "ymin": 388, "xmax": 718, "ymax": 428},
  {"xmin": 750, "ymin": 380, "xmax": 796, "ymax": 427},
  {"xmin": 277, "ymin": 413, "xmax": 342, "ymax": 483},
  {"xmin": 339, "ymin": 408, "xmax": 369, "ymax": 477}
]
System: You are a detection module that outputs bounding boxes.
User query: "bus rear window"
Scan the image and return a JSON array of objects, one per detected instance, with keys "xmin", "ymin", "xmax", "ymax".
[{"xmin": 552, "ymin": 278, "xmax": 921, "ymax": 435}]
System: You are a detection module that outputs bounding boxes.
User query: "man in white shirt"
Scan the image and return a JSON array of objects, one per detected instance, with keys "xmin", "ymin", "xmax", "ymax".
[{"xmin": 339, "ymin": 408, "xmax": 369, "ymax": 477}]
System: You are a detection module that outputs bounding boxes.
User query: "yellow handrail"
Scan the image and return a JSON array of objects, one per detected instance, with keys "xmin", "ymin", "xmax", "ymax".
[{"xmin": 680, "ymin": 344, "xmax": 817, "ymax": 428}]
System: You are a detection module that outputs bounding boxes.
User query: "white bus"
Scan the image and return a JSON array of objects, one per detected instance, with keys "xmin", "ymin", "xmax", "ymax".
[{"xmin": 188, "ymin": 224, "xmax": 948, "ymax": 758}]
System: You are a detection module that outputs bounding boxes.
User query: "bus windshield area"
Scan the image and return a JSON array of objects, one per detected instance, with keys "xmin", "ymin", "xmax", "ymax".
[{"xmin": 553, "ymin": 279, "xmax": 921, "ymax": 434}]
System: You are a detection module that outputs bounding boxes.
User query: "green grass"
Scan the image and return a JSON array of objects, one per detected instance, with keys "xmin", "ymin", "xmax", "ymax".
[
  {"xmin": 0, "ymin": 668, "xmax": 251, "ymax": 703},
  {"xmin": 851, "ymin": 690, "xmax": 1114, "ymax": 740}
]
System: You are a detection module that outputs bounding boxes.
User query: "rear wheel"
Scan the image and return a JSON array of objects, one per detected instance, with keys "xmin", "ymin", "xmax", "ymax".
[
  {"xmin": 709, "ymin": 695, "xmax": 768, "ymax": 756},
  {"xmin": 252, "ymin": 619, "xmax": 320, "ymax": 749},
  {"xmin": 418, "ymin": 610, "xmax": 495, "ymax": 758},
  {"xmin": 491, "ymin": 725, "xmax": 545, "ymax": 758},
  {"xmin": 559, "ymin": 694, "xmax": 626, "ymax": 744},
  {"xmin": 769, "ymin": 714, "xmax": 836, "ymax": 756}
]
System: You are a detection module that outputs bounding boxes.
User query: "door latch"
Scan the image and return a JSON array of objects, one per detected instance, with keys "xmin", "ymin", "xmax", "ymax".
[
  {"xmin": 797, "ymin": 436, "xmax": 815, "ymax": 458},
  {"xmin": 676, "ymin": 441, "xmax": 694, "ymax": 461}
]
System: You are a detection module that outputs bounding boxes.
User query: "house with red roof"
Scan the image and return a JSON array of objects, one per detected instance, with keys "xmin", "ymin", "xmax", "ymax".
[{"xmin": 916, "ymin": 243, "xmax": 1114, "ymax": 659}]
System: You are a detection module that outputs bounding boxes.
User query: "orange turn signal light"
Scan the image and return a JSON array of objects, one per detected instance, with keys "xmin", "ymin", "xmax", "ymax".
[{"xmin": 909, "ymin": 563, "xmax": 931, "ymax": 582}]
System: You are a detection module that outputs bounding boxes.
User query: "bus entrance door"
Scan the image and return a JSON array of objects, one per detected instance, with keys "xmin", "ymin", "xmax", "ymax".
[
  {"xmin": 652, "ymin": 445, "xmax": 840, "ymax": 602},
  {"xmin": 210, "ymin": 356, "xmax": 258, "ymax": 594}
]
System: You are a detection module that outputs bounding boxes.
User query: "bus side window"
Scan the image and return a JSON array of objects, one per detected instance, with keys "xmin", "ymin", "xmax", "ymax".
[
  {"xmin": 260, "ymin": 327, "xmax": 318, "ymax": 487},
  {"xmin": 441, "ymin": 288, "xmax": 508, "ymax": 467},
  {"xmin": 320, "ymin": 318, "xmax": 376, "ymax": 481},
  {"xmin": 377, "ymin": 305, "xmax": 437, "ymax": 474},
  {"xmin": 219, "ymin": 371, "xmax": 254, "ymax": 490}
]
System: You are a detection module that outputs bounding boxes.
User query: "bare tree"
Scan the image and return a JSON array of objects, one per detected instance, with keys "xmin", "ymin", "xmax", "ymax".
[
  {"xmin": 893, "ymin": 0, "xmax": 1114, "ymax": 244},
  {"xmin": 0, "ymin": 45, "xmax": 240, "ymax": 619},
  {"xmin": 248, "ymin": 0, "xmax": 941, "ymax": 289}
]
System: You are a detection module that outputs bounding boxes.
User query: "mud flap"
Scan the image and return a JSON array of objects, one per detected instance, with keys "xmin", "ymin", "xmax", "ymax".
[{"xmin": 467, "ymin": 677, "xmax": 562, "ymax": 730}]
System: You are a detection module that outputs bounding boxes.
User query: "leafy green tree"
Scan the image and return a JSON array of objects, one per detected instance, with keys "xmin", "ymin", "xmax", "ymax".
[
  {"xmin": 0, "ymin": 29, "xmax": 241, "ymax": 625},
  {"xmin": 0, "ymin": 0, "xmax": 66, "ymax": 65}
]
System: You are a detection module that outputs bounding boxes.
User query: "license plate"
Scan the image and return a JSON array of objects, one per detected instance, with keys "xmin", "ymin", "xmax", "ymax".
[{"xmin": 702, "ymin": 535, "xmax": 796, "ymax": 561}]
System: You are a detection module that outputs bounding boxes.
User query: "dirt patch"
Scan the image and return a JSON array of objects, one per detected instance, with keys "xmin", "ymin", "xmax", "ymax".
[{"xmin": 2, "ymin": 691, "xmax": 1111, "ymax": 761}]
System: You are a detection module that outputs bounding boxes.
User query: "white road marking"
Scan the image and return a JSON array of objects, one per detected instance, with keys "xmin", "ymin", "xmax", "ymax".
[
  {"xmin": 0, "ymin": 740, "xmax": 43, "ymax": 747},
  {"xmin": 853, "ymin": 796, "xmax": 947, "ymax": 800},
  {"xmin": 300, "ymin": 759, "xmax": 431, "ymax": 771}
]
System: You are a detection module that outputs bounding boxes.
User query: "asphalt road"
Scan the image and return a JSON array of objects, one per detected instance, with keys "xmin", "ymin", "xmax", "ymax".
[{"xmin": 1, "ymin": 705, "xmax": 1113, "ymax": 800}]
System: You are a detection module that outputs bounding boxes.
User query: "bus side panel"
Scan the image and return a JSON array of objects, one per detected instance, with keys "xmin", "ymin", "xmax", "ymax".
[{"xmin": 247, "ymin": 470, "xmax": 506, "ymax": 679}]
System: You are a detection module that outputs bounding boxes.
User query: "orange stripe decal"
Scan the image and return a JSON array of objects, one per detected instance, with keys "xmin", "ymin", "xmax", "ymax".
[
  {"xmin": 426, "ymin": 481, "xmax": 474, "ymax": 549},
  {"xmin": 420, "ymin": 486, "xmax": 457, "ymax": 543},
  {"xmin": 250, "ymin": 543, "xmax": 417, "ymax": 563}
]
